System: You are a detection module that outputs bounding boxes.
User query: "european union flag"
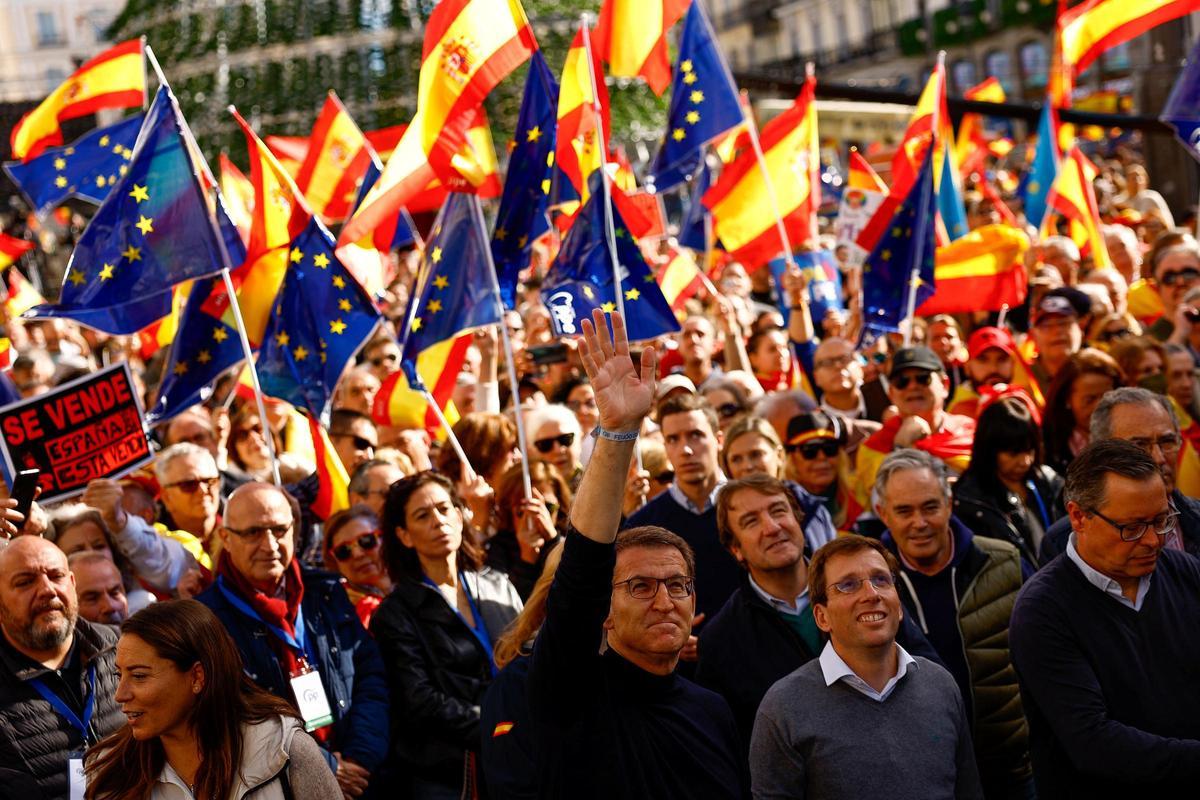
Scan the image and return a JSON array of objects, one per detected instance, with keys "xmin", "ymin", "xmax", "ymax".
[
  {"xmin": 4, "ymin": 114, "xmax": 143, "ymax": 217},
  {"xmin": 938, "ymin": 143, "xmax": 969, "ymax": 241},
  {"xmin": 1161, "ymin": 34, "xmax": 1200, "ymax": 163},
  {"xmin": 648, "ymin": 1, "xmax": 743, "ymax": 191},
  {"xmin": 543, "ymin": 179, "xmax": 680, "ymax": 342},
  {"xmin": 862, "ymin": 152, "xmax": 936, "ymax": 333},
  {"xmin": 27, "ymin": 86, "xmax": 227, "ymax": 334},
  {"xmin": 492, "ymin": 51, "xmax": 558, "ymax": 309},
  {"xmin": 352, "ymin": 159, "xmax": 418, "ymax": 251},
  {"xmin": 257, "ymin": 217, "xmax": 382, "ymax": 419},
  {"xmin": 399, "ymin": 192, "xmax": 502, "ymax": 383},
  {"xmin": 1018, "ymin": 101, "xmax": 1061, "ymax": 229},
  {"xmin": 678, "ymin": 156, "xmax": 714, "ymax": 252}
]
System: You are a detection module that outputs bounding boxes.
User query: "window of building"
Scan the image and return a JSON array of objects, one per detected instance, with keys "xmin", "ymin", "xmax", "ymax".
[
  {"xmin": 951, "ymin": 59, "xmax": 977, "ymax": 93},
  {"xmin": 835, "ymin": 10, "xmax": 848, "ymax": 51},
  {"xmin": 36, "ymin": 12, "xmax": 60, "ymax": 46},
  {"xmin": 812, "ymin": 19, "xmax": 824, "ymax": 53},
  {"xmin": 984, "ymin": 49, "xmax": 1014, "ymax": 94},
  {"xmin": 860, "ymin": 0, "xmax": 874, "ymax": 41},
  {"xmin": 1018, "ymin": 40, "xmax": 1048, "ymax": 90}
]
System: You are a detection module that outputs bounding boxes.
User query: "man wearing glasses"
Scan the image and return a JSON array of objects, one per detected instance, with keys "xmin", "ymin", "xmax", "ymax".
[
  {"xmin": 527, "ymin": 310, "xmax": 746, "ymax": 798},
  {"xmin": 750, "ymin": 534, "xmax": 983, "ymax": 799},
  {"xmin": 328, "ymin": 409, "xmax": 379, "ymax": 474},
  {"xmin": 1011, "ymin": 440, "xmax": 1200, "ymax": 796},
  {"xmin": 873, "ymin": 449, "xmax": 1032, "ymax": 798},
  {"xmin": 197, "ymin": 482, "xmax": 389, "ymax": 799}
]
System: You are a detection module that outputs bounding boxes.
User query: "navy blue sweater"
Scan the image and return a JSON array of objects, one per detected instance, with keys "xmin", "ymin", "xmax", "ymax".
[{"xmin": 1010, "ymin": 548, "xmax": 1200, "ymax": 797}]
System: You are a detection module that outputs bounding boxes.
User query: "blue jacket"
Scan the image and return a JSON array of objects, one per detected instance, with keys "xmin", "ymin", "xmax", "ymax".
[{"xmin": 197, "ymin": 566, "xmax": 390, "ymax": 771}]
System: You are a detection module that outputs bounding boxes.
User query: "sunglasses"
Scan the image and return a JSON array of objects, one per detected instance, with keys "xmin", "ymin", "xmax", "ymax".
[
  {"xmin": 333, "ymin": 433, "xmax": 376, "ymax": 451},
  {"xmin": 164, "ymin": 476, "xmax": 220, "ymax": 494},
  {"xmin": 370, "ymin": 353, "xmax": 399, "ymax": 367},
  {"xmin": 1159, "ymin": 268, "xmax": 1200, "ymax": 288},
  {"xmin": 1099, "ymin": 327, "xmax": 1133, "ymax": 342},
  {"xmin": 891, "ymin": 372, "xmax": 933, "ymax": 390},
  {"xmin": 534, "ymin": 432, "xmax": 575, "ymax": 453},
  {"xmin": 715, "ymin": 402, "xmax": 743, "ymax": 419},
  {"xmin": 786, "ymin": 440, "xmax": 840, "ymax": 459},
  {"xmin": 332, "ymin": 532, "xmax": 380, "ymax": 562}
]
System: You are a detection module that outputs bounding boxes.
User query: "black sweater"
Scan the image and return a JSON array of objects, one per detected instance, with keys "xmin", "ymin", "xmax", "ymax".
[
  {"xmin": 1010, "ymin": 548, "xmax": 1200, "ymax": 798},
  {"xmin": 528, "ymin": 530, "xmax": 748, "ymax": 799}
]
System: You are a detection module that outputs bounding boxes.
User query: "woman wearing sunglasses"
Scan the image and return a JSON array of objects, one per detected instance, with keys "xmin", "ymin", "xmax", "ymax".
[
  {"xmin": 525, "ymin": 404, "xmax": 582, "ymax": 490},
  {"xmin": 701, "ymin": 379, "xmax": 752, "ymax": 433},
  {"xmin": 783, "ymin": 411, "xmax": 863, "ymax": 534},
  {"xmin": 323, "ymin": 506, "xmax": 392, "ymax": 627}
]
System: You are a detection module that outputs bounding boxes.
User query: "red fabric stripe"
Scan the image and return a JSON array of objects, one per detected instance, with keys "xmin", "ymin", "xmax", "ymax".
[
  {"xmin": 326, "ymin": 148, "xmax": 374, "ymax": 220},
  {"xmin": 916, "ymin": 268, "xmax": 1025, "ymax": 315},
  {"xmin": 1071, "ymin": 1, "xmax": 1200, "ymax": 74},
  {"xmin": 421, "ymin": 0, "xmax": 473, "ymax": 61},
  {"xmin": 294, "ymin": 95, "xmax": 343, "ymax": 192},
  {"xmin": 13, "ymin": 89, "xmax": 144, "ymax": 159},
  {"xmin": 704, "ymin": 87, "xmax": 810, "ymax": 210},
  {"xmin": 727, "ymin": 201, "xmax": 811, "ymax": 269}
]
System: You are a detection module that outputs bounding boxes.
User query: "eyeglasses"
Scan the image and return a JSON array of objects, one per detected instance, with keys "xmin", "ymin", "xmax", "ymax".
[
  {"xmin": 534, "ymin": 432, "xmax": 575, "ymax": 453},
  {"xmin": 566, "ymin": 398, "xmax": 597, "ymax": 412},
  {"xmin": 828, "ymin": 573, "xmax": 896, "ymax": 595},
  {"xmin": 613, "ymin": 575, "xmax": 695, "ymax": 600},
  {"xmin": 1099, "ymin": 328, "xmax": 1133, "ymax": 342},
  {"xmin": 164, "ymin": 476, "xmax": 221, "ymax": 494},
  {"xmin": 1127, "ymin": 433, "xmax": 1182, "ymax": 455},
  {"xmin": 787, "ymin": 439, "xmax": 840, "ymax": 459},
  {"xmin": 1084, "ymin": 505, "xmax": 1179, "ymax": 542},
  {"xmin": 225, "ymin": 522, "xmax": 293, "ymax": 541},
  {"xmin": 815, "ymin": 353, "xmax": 856, "ymax": 371},
  {"xmin": 333, "ymin": 433, "xmax": 376, "ymax": 451},
  {"xmin": 332, "ymin": 532, "xmax": 380, "ymax": 561},
  {"xmin": 715, "ymin": 402, "xmax": 743, "ymax": 420},
  {"xmin": 370, "ymin": 352, "xmax": 399, "ymax": 367},
  {"xmin": 891, "ymin": 372, "xmax": 933, "ymax": 390},
  {"xmin": 233, "ymin": 426, "xmax": 263, "ymax": 440},
  {"xmin": 1158, "ymin": 268, "xmax": 1200, "ymax": 288}
]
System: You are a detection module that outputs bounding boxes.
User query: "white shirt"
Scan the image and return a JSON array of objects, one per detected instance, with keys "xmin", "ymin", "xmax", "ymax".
[
  {"xmin": 821, "ymin": 394, "xmax": 865, "ymax": 421},
  {"xmin": 1066, "ymin": 532, "xmax": 1152, "ymax": 611},
  {"xmin": 748, "ymin": 573, "xmax": 810, "ymax": 616},
  {"xmin": 667, "ymin": 476, "xmax": 727, "ymax": 514},
  {"xmin": 818, "ymin": 640, "xmax": 917, "ymax": 702}
]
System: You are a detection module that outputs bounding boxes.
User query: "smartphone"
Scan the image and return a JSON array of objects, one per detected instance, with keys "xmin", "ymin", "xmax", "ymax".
[
  {"xmin": 11, "ymin": 469, "xmax": 39, "ymax": 528},
  {"xmin": 528, "ymin": 343, "xmax": 569, "ymax": 366}
]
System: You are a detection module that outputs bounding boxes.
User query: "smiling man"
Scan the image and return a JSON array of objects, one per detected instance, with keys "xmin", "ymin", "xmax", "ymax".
[{"xmin": 750, "ymin": 534, "xmax": 982, "ymax": 800}]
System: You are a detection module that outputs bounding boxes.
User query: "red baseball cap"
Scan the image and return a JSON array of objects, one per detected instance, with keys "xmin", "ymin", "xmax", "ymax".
[{"xmin": 967, "ymin": 327, "xmax": 1016, "ymax": 360}]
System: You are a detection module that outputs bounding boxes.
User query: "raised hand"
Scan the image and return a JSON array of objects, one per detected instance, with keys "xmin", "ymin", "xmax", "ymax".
[{"xmin": 578, "ymin": 310, "xmax": 656, "ymax": 434}]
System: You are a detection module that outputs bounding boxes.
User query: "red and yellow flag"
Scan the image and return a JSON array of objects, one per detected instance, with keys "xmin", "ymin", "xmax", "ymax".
[
  {"xmin": 703, "ymin": 75, "xmax": 819, "ymax": 268},
  {"xmin": 917, "ymin": 224, "xmax": 1030, "ymax": 316},
  {"xmin": 556, "ymin": 27, "xmax": 610, "ymax": 209},
  {"xmin": 342, "ymin": 0, "xmax": 536, "ymax": 243},
  {"xmin": 264, "ymin": 135, "xmax": 308, "ymax": 179},
  {"xmin": 219, "ymin": 154, "xmax": 255, "ymax": 247},
  {"xmin": 372, "ymin": 334, "xmax": 471, "ymax": 437},
  {"xmin": 10, "ymin": 39, "xmax": 145, "ymax": 161},
  {"xmin": 3, "ymin": 267, "xmax": 45, "ymax": 319},
  {"xmin": 295, "ymin": 92, "xmax": 374, "ymax": 224},
  {"xmin": 1040, "ymin": 146, "xmax": 1112, "ymax": 270},
  {"xmin": 308, "ymin": 414, "xmax": 350, "ymax": 520},
  {"xmin": 594, "ymin": 0, "xmax": 689, "ymax": 95},
  {"xmin": 658, "ymin": 248, "xmax": 706, "ymax": 310},
  {"xmin": 956, "ymin": 78, "xmax": 1005, "ymax": 176},
  {"xmin": 0, "ymin": 233, "xmax": 34, "ymax": 270},
  {"xmin": 847, "ymin": 148, "xmax": 888, "ymax": 194},
  {"xmin": 1060, "ymin": 0, "xmax": 1200, "ymax": 77}
]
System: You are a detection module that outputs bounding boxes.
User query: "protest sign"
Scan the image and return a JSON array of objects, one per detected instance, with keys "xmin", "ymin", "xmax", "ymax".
[
  {"xmin": 834, "ymin": 186, "xmax": 886, "ymax": 266},
  {"xmin": 0, "ymin": 362, "xmax": 152, "ymax": 502}
]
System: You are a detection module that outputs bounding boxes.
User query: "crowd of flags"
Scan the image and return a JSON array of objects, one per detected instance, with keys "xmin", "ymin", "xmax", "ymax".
[{"xmin": 1, "ymin": 0, "xmax": 1200, "ymax": 502}]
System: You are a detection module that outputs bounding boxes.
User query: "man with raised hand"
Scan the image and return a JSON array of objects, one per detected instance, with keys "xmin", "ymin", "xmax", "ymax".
[{"xmin": 527, "ymin": 310, "xmax": 746, "ymax": 799}]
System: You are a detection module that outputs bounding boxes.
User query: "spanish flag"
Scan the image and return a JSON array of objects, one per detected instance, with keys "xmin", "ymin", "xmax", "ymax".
[
  {"xmin": 342, "ymin": 0, "xmax": 536, "ymax": 244},
  {"xmin": 1040, "ymin": 146, "xmax": 1112, "ymax": 270},
  {"xmin": 0, "ymin": 233, "xmax": 33, "ymax": 270},
  {"xmin": 594, "ymin": 0, "xmax": 689, "ymax": 95},
  {"xmin": 295, "ymin": 92, "xmax": 374, "ymax": 224},
  {"xmin": 555, "ymin": 26, "xmax": 610, "ymax": 210},
  {"xmin": 218, "ymin": 154, "xmax": 255, "ymax": 246},
  {"xmin": 264, "ymin": 135, "xmax": 308, "ymax": 179},
  {"xmin": 308, "ymin": 414, "xmax": 350, "ymax": 520},
  {"xmin": 372, "ymin": 334, "xmax": 470, "ymax": 437},
  {"xmin": 703, "ymin": 74, "xmax": 819, "ymax": 268},
  {"xmin": 10, "ymin": 39, "xmax": 145, "ymax": 161},
  {"xmin": 956, "ymin": 78, "xmax": 1005, "ymax": 176},
  {"xmin": 658, "ymin": 248, "xmax": 706, "ymax": 310},
  {"xmin": 917, "ymin": 224, "xmax": 1030, "ymax": 316},
  {"xmin": 1059, "ymin": 0, "xmax": 1200, "ymax": 77},
  {"xmin": 3, "ymin": 266, "xmax": 45, "ymax": 319},
  {"xmin": 847, "ymin": 148, "xmax": 888, "ymax": 194}
]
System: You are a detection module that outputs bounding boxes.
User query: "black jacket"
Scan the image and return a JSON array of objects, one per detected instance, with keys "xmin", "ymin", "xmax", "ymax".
[
  {"xmin": 694, "ymin": 572, "xmax": 943, "ymax": 750},
  {"xmin": 0, "ymin": 619, "xmax": 125, "ymax": 800},
  {"xmin": 954, "ymin": 465, "xmax": 1064, "ymax": 567},
  {"xmin": 1040, "ymin": 488, "xmax": 1200, "ymax": 563},
  {"xmin": 370, "ymin": 567, "xmax": 522, "ymax": 785}
]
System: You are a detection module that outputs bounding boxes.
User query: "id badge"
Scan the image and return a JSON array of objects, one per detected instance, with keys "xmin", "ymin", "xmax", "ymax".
[
  {"xmin": 290, "ymin": 668, "xmax": 334, "ymax": 732},
  {"xmin": 67, "ymin": 750, "xmax": 86, "ymax": 800}
]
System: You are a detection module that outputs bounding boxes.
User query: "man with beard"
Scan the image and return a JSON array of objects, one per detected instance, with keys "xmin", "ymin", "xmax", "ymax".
[
  {"xmin": 0, "ymin": 536, "xmax": 124, "ymax": 798},
  {"xmin": 947, "ymin": 327, "xmax": 1042, "ymax": 419}
]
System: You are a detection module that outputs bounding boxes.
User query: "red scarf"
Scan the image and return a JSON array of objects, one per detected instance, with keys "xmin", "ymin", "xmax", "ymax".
[{"xmin": 217, "ymin": 553, "xmax": 305, "ymax": 677}]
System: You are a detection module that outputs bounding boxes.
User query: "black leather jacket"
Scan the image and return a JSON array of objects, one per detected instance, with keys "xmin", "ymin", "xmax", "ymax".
[{"xmin": 953, "ymin": 465, "xmax": 1064, "ymax": 567}]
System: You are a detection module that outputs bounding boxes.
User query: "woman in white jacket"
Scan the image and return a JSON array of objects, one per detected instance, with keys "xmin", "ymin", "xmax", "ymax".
[{"xmin": 85, "ymin": 600, "xmax": 342, "ymax": 799}]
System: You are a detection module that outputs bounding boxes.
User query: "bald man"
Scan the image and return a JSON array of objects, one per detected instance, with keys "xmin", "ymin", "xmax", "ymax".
[
  {"xmin": 196, "ymin": 483, "xmax": 389, "ymax": 796},
  {"xmin": 0, "ymin": 536, "xmax": 124, "ymax": 798}
]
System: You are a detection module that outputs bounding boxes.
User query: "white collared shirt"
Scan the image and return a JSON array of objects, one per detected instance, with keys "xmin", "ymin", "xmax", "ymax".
[
  {"xmin": 748, "ymin": 573, "xmax": 810, "ymax": 616},
  {"xmin": 1066, "ymin": 532, "xmax": 1152, "ymax": 611},
  {"xmin": 667, "ymin": 475, "xmax": 727, "ymax": 514},
  {"xmin": 820, "ymin": 394, "xmax": 865, "ymax": 421},
  {"xmin": 818, "ymin": 640, "xmax": 917, "ymax": 702}
]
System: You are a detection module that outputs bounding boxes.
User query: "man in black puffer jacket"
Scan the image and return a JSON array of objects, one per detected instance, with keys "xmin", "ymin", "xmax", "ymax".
[{"xmin": 0, "ymin": 536, "xmax": 124, "ymax": 800}]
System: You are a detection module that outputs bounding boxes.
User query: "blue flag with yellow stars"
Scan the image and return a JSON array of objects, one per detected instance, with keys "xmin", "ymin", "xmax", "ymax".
[
  {"xmin": 542, "ymin": 179, "xmax": 680, "ymax": 343},
  {"xmin": 647, "ymin": 1, "xmax": 743, "ymax": 191},
  {"xmin": 26, "ymin": 86, "xmax": 227, "ymax": 335},
  {"xmin": 3, "ymin": 114, "xmax": 144, "ymax": 217},
  {"xmin": 1017, "ymin": 101, "xmax": 1060, "ymax": 230},
  {"xmin": 492, "ymin": 51, "xmax": 558, "ymax": 310},
  {"xmin": 862, "ymin": 151, "xmax": 936, "ymax": 334},
  {"xmin": 678, "ymin": 156, "xmax": 715, "ymax": 252},
  {"xmin": 256, "ymin": 217, "xmax": 382, "ymax": 419},
  {"xmin": 399, "ymin": 192, "xmax": 502, "ymax": 386}
]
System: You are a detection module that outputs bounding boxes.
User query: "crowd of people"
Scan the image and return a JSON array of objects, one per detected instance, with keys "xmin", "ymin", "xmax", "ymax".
[{"xmin": 1, "ymin": 138, "xmax": 1200, "ymax": 800}]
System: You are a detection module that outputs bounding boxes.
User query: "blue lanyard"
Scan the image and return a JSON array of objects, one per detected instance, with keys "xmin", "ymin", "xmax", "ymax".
[
  {"xmin": 217, "ymin": 576, "xmax": 310, "ymax": 659},
  {"xmin": 1026, "ymin": 480, "xmax": 1051, "ymax": 530},
  {"xmin": 29, "ymin": 662, "xmax": 96, "ymax": 743},
  {"xmin": 424, "ymin": 572, "xmax": 496, "ymax": 676}
]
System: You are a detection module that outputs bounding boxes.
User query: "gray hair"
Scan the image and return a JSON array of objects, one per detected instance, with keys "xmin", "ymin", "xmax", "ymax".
[
  {"xmin": 873, "ymin": 449, "xmax": 952, "ymax": 508},
  {"xmin": 48, "ymin": 505, "xmax": 111, "ymax": 544},
  {"xmin": 1090, "ymin": 387, "xmax": 1178, "ymax": 441},
  {"xmin": 153, "ymin": 442, "xmax": 217, "ymax": 484},
  {"xmin": 67, "ymin": 549, "xmax": 117, "ymax": 571},
  {"xmin": 1042, "ymin": 236, "xmax": 1081, "ymax": 263},
  {"xmin": 1064, "ymin": 439, "xmax": 1162, "ymax": 511},
  {"xmin": 1102, "ymin": 224, "xmax": 1139, "ymax": 252},
  {"xmin": 348, "ymin": 459, "xmax": 396, "ymax": 495},
  {"xmin": 526, "ymin": 403, "xmax": 582, "ymax": 440}
]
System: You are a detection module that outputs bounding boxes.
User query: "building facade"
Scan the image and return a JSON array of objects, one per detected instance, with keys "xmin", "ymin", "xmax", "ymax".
[{"xmin": 0, "ymin": 0, "xmax": 127, "ymax": 102}]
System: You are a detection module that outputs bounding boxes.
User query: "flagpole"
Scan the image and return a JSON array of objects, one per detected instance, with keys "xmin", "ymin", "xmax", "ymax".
[
  {"xmin": 468, "ymin": 194, "xmax": 533, "ymax": 501},
  {"xmin": 420, "ymin": 386, "xmax": 477, "ymax": 483},
  {"xmin": 806, "ymin": 62, "xmax": 820, "ymax": 248},
  {"xmin": 143, "ymin": 44, "xmax": 281, "ymax": 485},
  {"xmin": 901, "ymin": 51, "xmax": 945, "ymax": 347}
]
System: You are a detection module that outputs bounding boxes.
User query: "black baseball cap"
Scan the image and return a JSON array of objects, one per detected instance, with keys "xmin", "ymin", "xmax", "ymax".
[{"xmin": 888, "ymin": 345, "xmax": 943, "ymax": 379}]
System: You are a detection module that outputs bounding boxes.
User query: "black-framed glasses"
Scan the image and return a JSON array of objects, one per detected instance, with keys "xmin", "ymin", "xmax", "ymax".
[
  {"xmin": 613, "ymin": 575, "xmax": 695, "ymax": 600},
  {"xmin": 891, "ymin": 372, "xmax": 933, "ymax": 390},
  {"xmin": 534, "ymin": 432, "xmax": 575, "ymax": 453},
  {"xmin": 715, "ymin": 402, "xmax": 743, "ymax": 419},
  {"xmin": 828, "ymin": 573, "xmax": 896, "ymax": 595},
  {"xmin": 1085, "ymin": 505, "xmax": 1179, "ymax": 542},
  {"xmin": 164, "ymin": 476, "xmax": 220, "ymax": 494},
  {"xmin": 332, "ymin": 532, "xmax": 380, "ymax": 561},
  {"xmin": 815, "ymin": 353, "xmax": 856, "ymax": 371},
  {"xmin": 333, "ymin": 433, "xmax": 376, "ymax": 451},
  {"xmin": 225, "ymin": 522, "xmax": 293, "ymax": 541},
  {"xmin": 1159, "ymin": 268, "xmax": 1200, "ymax": 288},
  {"xmin": 787, "ymin": 440, "xmax": 840, "ymax": 460}
]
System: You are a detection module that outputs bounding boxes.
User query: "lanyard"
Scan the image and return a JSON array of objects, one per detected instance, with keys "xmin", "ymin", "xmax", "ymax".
[
  {"xmin": 424, "ymin": 572, "xmax": 496, "ymax": 676},
  {"xmin": 1026, "ymin": 480, "xmax": 1051, "ymax": 530},
  {"xmin": 217, "ymin": 576, "xmax": 310, "ymax": 659},
  {"xmin": 29, "ymin": 662, "xmax": 96, "ymax": 743}
]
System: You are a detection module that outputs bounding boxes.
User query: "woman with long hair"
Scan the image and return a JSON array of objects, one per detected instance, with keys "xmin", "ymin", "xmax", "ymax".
[
  {"xmin": 370, "ymin": 471, "xmax": 523, "ymax": 799},
  {"xmin": 323, "ymin": 505, "xmax": 393, "ymax": 627},
  {"xmin": 485, "ymin": 461, "xmax": 571, "ymax": 601},
  {"xmin": 954, "ymin": 396, "xmax": 1064, "ymax": 566},
  {"xmin": 86, "ymin": 600, "xmax": 340, "ymax": 799},
  {"xmin": 1042, "ymin": 348, "xmax": 1124, "ymax": 475}
]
